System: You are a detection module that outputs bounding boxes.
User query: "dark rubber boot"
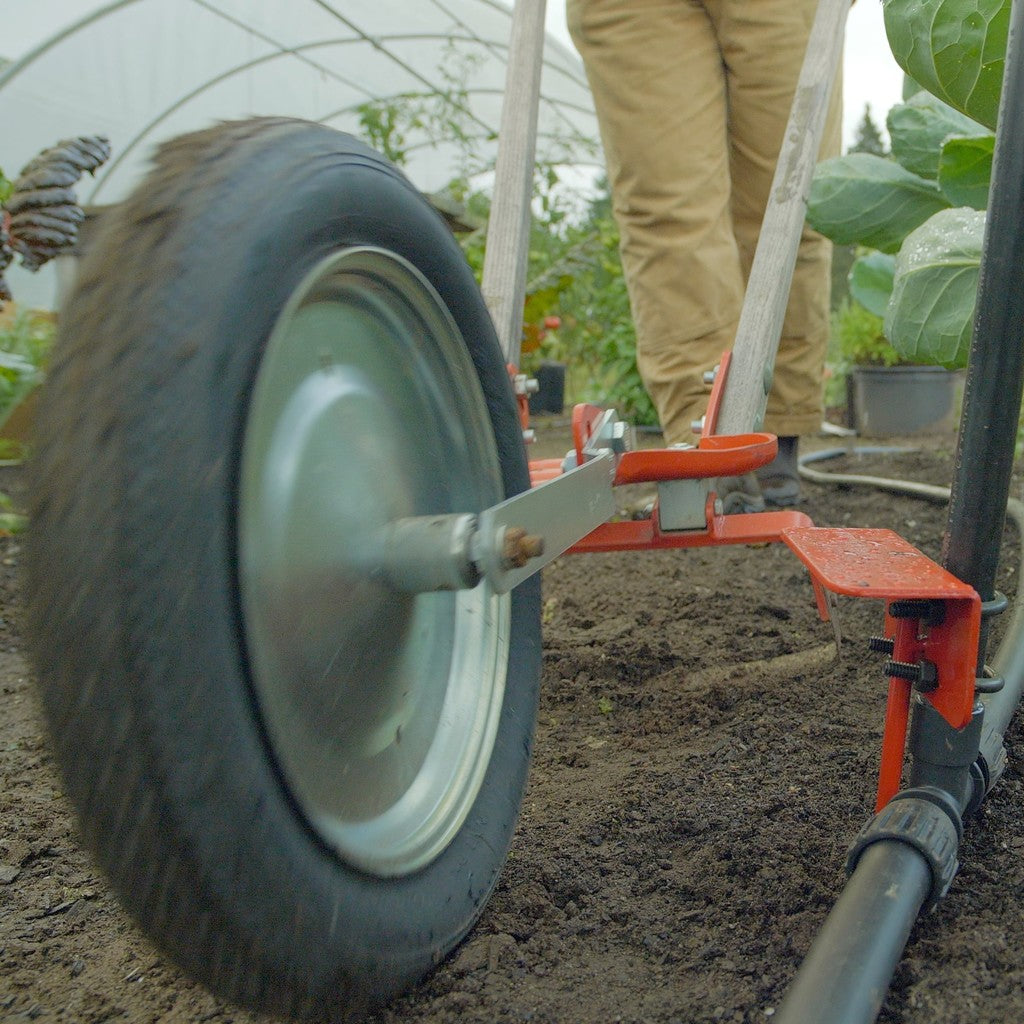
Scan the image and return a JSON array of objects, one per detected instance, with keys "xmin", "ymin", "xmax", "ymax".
[{"xmin": 717, "ymin": 471, "xmax": 766, "ymax": 514}]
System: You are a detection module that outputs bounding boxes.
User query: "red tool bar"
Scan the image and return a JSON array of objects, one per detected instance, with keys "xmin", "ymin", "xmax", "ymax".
[
  {"xmin": 569, "ymin": 501, "xmax": 812, "ymax": 553},
  {"xmin": 567, "ymin": 401, "xmax": 778, "ymax": 487},
  {"xmin": 525, "ymin": 387, "xmax": 982, "ymax": 814}
]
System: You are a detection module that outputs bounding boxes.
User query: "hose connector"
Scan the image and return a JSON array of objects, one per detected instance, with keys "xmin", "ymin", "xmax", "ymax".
[{"xmin": 846, "ymin": 793, "xmax": 960, "ymax": 911}]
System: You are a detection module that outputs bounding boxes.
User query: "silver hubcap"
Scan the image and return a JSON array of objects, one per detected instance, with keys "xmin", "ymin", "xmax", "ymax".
[{"xmin": 238, "ymin": 247, "xmax": 509, "ymax": 876}]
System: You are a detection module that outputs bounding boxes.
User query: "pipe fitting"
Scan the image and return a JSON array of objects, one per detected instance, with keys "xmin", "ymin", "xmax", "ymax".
[{"xmin": 846, "ymin": 795, "xmax": 959, "ymax": 911}]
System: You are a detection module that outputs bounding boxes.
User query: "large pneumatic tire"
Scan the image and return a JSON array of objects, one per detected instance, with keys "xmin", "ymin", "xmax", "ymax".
[{"xmin": 25, "ymin": 118, "xmax": 542, "ymax": 1021}]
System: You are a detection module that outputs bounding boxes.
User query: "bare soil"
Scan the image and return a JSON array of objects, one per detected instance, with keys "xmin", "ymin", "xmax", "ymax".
[{"xmin": 3, "ymin": 423, "xmax": 1024, "ymax": 1024}]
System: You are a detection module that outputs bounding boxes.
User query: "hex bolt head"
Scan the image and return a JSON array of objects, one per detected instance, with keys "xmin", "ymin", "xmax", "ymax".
[{"xmin": 690, "ymin": 417, "xmax": 705, "ymax": 435}]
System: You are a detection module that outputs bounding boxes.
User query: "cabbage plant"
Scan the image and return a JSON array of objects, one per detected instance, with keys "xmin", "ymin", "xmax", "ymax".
[{"xmin": 806, "ymin": 0, "xmax": 1009, "ymax": 370}]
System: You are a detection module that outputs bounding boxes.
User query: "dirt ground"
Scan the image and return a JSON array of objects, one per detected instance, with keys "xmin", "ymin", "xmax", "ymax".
[{"xmin": 3, "ymin": 420, "xmax": 1024, "ymax": 1024}]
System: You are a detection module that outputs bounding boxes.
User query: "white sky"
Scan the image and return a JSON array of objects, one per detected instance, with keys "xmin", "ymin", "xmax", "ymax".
[{"xmin": 544, "ymin": 0, "xmax": 904, "ymax": 150}]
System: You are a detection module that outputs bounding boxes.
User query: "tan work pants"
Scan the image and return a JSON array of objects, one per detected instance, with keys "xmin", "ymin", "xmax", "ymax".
[{"xmin": 567, "ymin": 0, "xmax": 843, "ymax": 444}]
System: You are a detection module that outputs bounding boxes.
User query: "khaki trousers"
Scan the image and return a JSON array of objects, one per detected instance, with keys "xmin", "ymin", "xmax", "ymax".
[{"xmin": 567, "ymin": 0, "xmax": 843, "ymax": 444}]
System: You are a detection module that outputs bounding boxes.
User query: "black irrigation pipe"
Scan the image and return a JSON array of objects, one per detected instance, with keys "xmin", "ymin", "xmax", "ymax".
[
  {"xmin": 779, "ymin": 449, "xmax": 1024, "ymax": 1024},
  {"xmin": 774, "ymin": 0, "xmax": 1024, "ymax": 1016}
]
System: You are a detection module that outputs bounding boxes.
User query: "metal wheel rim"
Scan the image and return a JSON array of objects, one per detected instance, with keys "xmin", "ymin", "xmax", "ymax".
[{"xmin": 238, "ymin": 246, "xmax": 509, "ymax": 877}]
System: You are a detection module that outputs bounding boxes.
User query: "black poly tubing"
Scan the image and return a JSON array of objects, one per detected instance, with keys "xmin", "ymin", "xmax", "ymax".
[
  {"xmin": 775, "ymin": 0, "xmax": 1024, "ymax": 1014},
  {"xmin": 942, "ymin": 0, "xmax": 1024, "ymax": 647},
  {"xmin": 773, "ymin": 842, "xmax": 932, "ymax": 1024}
]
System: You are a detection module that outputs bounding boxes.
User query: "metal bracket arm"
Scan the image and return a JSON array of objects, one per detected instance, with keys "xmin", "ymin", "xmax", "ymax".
[{"xmin": 374, "ymin": 451, "xmax": 618, "ymax": 596}]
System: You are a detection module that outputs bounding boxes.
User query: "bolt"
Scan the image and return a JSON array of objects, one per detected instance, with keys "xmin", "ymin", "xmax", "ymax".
[
  {"xmin": 691, "ymin": 417, "xmax": 705, "ymax": 435},
  {"xmin": 868, "ymin": 635, "xmax": 895, "ymax": 655},
  {"xmin": 889, "ymin": 599, "xmax": 945, "ymax": 626},
  {"xmin": 502, "ymin": 527, "xmax": 545, "ymax": 569},
  {"xmin": 702, "ymin": 367, "xmax": 718, "ymax": 386},
  {"xmin": 885, "ymin": 659, "xmax": 938, "ymax": 692}
]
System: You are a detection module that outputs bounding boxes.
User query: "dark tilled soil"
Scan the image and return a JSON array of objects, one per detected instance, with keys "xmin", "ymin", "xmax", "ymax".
[{"xmin": 3, "ymin": 427, "xmax": 1024, "ymax": 1024}]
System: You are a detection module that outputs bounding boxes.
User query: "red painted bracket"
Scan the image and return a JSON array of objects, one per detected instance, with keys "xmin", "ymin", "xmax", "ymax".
[
  {"xmin": 568, "ymin": 351, "xmax": 778, "ymax": 487},
  {"xmin": 570, "ymin": 495, "xmax": 812, "ymax": 552},
  {"xmin": 521, "ymin": 358, "xmax": 980, "ymax": 813},
  {"xmin": 509, "ymin": 363, "xmax": 532, "ymax": 436},
  {"xmin": 529, "ymin": 405, "xmax": 778, "ymax": 489},
  {"xmin": 782, "ymin": 527, "xmax": 981, "ymax": 811}
]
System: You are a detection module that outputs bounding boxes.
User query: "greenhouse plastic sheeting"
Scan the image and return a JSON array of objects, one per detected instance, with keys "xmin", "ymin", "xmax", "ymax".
[{"xmin": 1, "ymin": 0, "xmax": 597, "ymax": 306}]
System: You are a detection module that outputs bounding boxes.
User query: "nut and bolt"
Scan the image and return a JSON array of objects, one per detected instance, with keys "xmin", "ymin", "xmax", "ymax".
[
  {"xmin": 889, "ymin": 599, "xmax": 946, "ymax": 627},
  {"xmin": 501, "ymin": 527, "xmax": 545, "ymax": 569}
]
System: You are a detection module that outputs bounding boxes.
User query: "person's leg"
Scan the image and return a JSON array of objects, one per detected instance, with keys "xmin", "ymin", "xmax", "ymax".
[
  {"xmin": 711, "ymin": 0, "xmax": 842, "ymax": 503},
  {"xmin": 715, "ymin": 0, "xmax": 843, "ymax": 443},
  {"xmin": 567, "ymin": 0, "xmax": 744, "ymax": 446}
]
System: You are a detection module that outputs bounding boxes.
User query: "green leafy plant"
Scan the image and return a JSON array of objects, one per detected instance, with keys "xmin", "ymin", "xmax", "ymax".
[
  {"xmin": 0, "ymin": 310, "xmax": 52, "ymax": 418},
  {"xmin": 353, "ymin": 55, "xmax": 649, "ymax": 424},
  {"xmin": 832, "ymin": 296, "xmax": 898, "ymax": 368},
  {"xmin": 883, "ymin": 0, "xmax": 1008, "ymax": 131},
  {"xmin": 807, "ymin": 0, "xmax": 1007, "ymax": 371}
]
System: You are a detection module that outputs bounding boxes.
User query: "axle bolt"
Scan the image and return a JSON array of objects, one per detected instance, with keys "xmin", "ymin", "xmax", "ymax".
[
  {"xmin": 501, "ymin": 527, "xmax": 545, "ymax": 570},
  {"xmin": 885, "ymin": 658, "xmax": 938, "ymax": 692},
  {"xmin": 868, "ymin": 635, "xmax": 895, "ymax": 656}
]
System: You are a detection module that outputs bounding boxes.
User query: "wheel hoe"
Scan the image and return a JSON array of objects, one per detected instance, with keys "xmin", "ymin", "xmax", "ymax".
[{"xmin": 21, "ymin": 1, "xmax": 1024, "ymax": 1022}]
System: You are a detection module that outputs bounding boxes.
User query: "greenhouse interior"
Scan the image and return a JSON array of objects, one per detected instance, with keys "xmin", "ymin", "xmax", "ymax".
[{"xmin": 1, "ymin": 0, "xmax": 599, "ymax": 310}]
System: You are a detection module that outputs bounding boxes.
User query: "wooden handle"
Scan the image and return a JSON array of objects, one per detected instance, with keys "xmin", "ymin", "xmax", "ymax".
[
  {"xmin": 480, "ymin": 0, "xmax": 548, "ymax": 366},
  {"xmin": 716, "ymin": 0, "xmax": 850, "ymax": 437}
]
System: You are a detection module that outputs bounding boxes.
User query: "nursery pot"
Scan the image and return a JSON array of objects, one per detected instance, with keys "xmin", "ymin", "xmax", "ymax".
[
  {"xmin": 528, "ymin": 359, "xmax": 566, "ymax": 415},
  {"xmin": 850, "ymin": 365, "xmax": 961, "ymax": 437}
]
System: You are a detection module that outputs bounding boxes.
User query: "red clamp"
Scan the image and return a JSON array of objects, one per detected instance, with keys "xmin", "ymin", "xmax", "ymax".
[{"xmin": 782, "ymin": 527, "xmax": 981, "ymax": 811}]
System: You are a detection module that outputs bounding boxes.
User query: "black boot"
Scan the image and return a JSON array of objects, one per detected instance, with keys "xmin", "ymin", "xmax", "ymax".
[{"xmin": 717, "ymin": 471, "xmax": 766, "ymax": 514}]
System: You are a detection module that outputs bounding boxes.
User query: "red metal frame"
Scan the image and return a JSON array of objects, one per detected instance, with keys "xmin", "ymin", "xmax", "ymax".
[
  {"xmin": 782, "ymin": 528, "xmax": 980, "ymax": 810},
  {"xmin": 518, "ymin": 358, "xmax": 981, "ymax": 812}
]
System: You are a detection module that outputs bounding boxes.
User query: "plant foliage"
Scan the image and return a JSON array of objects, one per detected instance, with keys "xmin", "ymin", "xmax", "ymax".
[
  {"xmin": 848, "ymin": 251, "xmax": 896, "ymax": 319},
  {"xmin": 884, "ymin": 207, "xmax": 984, "ymax": 369},
  {"xmin": 809, "ymin": 2, "xmax": 1008, "ymax": 371},
  {"xmin": 886, "ymin": 91, "xmax": 987, "ymax": 179},
  {"xmin": 807, "ymin": 154, "xmax": 949, "ymax": 253},
  {"xmin": 831, "ymin": 298, "xmax": 896, "ymax": 367},
  {"xmin": 0, "ymin": 310, "xmax": 53, "ymax": 431},
  {"xmin": 882, "ymin": 0, "xmax": 1009, "ymax": 130}
]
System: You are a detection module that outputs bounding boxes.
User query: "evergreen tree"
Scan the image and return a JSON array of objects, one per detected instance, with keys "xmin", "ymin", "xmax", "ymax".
[{"xmin": 849, "ymin": 104, "xmax": 887, "ymax": 156}]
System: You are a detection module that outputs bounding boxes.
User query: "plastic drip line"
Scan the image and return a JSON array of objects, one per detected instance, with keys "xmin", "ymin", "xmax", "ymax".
[{"xmin": 798, "ymin": 446, "xmax": 952, "ymax": 503}]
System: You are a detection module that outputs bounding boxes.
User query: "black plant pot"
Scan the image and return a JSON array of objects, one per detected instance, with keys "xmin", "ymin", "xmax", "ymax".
[
  {"xmin": 528, "ymin": 360, "xmax": 566, "ymax": 415},
  {"xmin": 851, "ymin": 365, "xmax": 963, "ymax": 437}
]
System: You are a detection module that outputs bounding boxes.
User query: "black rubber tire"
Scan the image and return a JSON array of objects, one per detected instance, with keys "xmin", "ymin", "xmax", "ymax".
[{"xmin": 24, "ymin": 118, "xmax": 542, "ymax": 1022}]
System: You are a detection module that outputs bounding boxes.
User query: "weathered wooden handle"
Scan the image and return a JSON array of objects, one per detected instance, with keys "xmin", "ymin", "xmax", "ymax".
[
  {"xmin": 480, "ymin": 0, "xmax": 548, "ymax": 366},
  {"xmin": 715, "ymin": 0, "xmax": 850, "ymax": 437}
]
